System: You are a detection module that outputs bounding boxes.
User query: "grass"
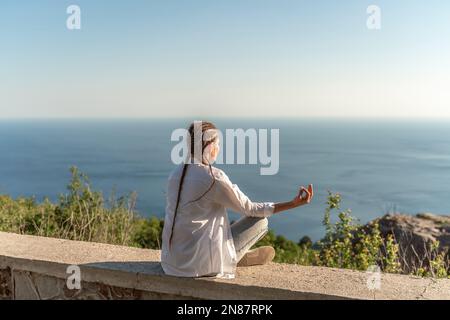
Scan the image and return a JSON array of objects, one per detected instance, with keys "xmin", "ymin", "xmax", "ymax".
[{"xmin": 0, "ymin": 167, "xmax": 163, "ymax": 248}]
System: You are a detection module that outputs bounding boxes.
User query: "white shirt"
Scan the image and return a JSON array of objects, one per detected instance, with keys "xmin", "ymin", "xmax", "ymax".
[{"xmin": 161, "ymin": 163, "xmax": 275, "ymax": 279}]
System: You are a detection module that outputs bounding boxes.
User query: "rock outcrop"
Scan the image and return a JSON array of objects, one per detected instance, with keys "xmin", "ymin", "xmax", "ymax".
[{"xmin": 374, "ymin": 213, "xmax": 450, "ymax": 273}]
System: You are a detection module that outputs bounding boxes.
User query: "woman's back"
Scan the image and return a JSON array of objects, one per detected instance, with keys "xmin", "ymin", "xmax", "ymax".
[{"xmin": 161, "ymin": 163, "xmax": 237, "ymax": 278}]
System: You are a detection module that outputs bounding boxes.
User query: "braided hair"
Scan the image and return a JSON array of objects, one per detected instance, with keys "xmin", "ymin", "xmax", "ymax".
[{"xmin": 168, "ymin": 121, "xmax": 218, "ymax": 249}]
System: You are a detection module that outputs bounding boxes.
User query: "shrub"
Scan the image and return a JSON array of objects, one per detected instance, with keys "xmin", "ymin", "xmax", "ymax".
[
  {"xmin": 317, "ymin": 191, "xmax": 401, "ymax": 273},
  {"xmin": 131, "ymin": 216, "xmax": 164, "ymax": 249},
  {"xmin": 254, "ymin": 230, "xmax": 319, "ymax": 265},
  {"xmin": 414, "ymin": 241, "xmax": 449, "ymax": 279},
  {"xmin": 0, "ymin": 167, "xmax": 163, "ymax": 248}
]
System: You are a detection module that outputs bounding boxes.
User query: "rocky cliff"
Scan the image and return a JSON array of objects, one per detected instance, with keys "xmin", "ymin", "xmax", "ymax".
[{"xmin": 373, "ymin": 213, "xmax": 450, "ymax": 273}]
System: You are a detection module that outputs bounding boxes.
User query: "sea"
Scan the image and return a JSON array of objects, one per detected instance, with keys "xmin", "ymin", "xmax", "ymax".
[{"xmin": 1, "ymin": 118, "xmax": 449, "ymax": 241}]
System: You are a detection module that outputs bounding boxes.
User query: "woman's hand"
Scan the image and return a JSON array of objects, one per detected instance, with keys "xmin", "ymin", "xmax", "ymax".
[
  {"xmin": 292, "ymin": 184, "xmax": 314, "ymax": 207},
  {"xmin": 273, "ymin": 184, "xmax": 314, "ymax": 214}
]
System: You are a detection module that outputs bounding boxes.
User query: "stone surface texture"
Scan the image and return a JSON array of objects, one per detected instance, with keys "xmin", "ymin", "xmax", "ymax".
[{"xmin": 1, "ymin": 231, "xmax": 449, "ymax": 300}]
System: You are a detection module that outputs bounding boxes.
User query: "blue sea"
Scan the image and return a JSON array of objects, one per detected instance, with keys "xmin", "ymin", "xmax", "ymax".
[{"xmin": 1, "ymin": 118, "xmax": 450, "ymax": 241}]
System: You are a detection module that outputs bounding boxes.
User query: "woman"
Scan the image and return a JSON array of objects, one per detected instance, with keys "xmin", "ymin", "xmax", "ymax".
[{"xmin": 161, "ymin": 121, "xmax": 313, "ymax": 279}]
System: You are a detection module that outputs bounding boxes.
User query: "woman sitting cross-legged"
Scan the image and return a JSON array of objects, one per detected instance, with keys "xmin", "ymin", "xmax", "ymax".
[{"xmin": 161, "ymin": 121, "xmax": 314, "ymax": 279}]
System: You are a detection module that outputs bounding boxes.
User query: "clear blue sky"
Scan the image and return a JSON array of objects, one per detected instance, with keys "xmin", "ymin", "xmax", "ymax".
[{"xmin": 1, "ymin": 1, "xmax": 450, "ymax": 118}]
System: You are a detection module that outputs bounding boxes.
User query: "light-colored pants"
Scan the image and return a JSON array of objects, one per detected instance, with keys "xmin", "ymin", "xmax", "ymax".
[{"xmin": 231, "ymin": 216, "xmax": 269, "ymax": 262}]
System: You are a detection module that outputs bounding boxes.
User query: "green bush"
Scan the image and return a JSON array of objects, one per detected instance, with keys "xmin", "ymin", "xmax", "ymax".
[
  {"xmin": 414, "ymin": 241, "xmax": 449, "ymax": 278},
  {"xmin": 0, "ymin": 167, "xmax": 163, "ymax": 249},
  {"xmin": 317, "ymin": 191, "xmax": 401, "ymax": 273},
  {"xmin": 131, "ymin": 216, "xmax": 164, "ymax": 249},
  {"xmin": 255, "ymin": 191, "xmax": 406, "ymax": 275},
  {"xmin": 255, "ymin": 230, "xmax": 319, "ymax": 265}
]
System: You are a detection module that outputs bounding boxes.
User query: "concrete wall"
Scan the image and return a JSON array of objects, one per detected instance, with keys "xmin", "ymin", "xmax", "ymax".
[{"xmin": 0, "ymin": 232, "xmax": 449, "ymax": 300}]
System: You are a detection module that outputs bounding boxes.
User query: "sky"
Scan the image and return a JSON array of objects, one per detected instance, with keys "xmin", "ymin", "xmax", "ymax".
[{"xmin": 1, "ymin": 0, "xmax": 450, "ymax": 118}]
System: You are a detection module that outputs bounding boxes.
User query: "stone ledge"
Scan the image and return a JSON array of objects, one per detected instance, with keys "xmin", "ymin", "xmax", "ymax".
[{"xmin": 0, "ymin": 231, "xmax": 449, "ymax": 300}]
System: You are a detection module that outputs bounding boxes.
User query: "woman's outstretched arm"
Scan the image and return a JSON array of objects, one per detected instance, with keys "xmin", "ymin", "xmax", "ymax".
[{"xmin": 273, "ymin": 184, "xmax": 314, "ymax": 214}]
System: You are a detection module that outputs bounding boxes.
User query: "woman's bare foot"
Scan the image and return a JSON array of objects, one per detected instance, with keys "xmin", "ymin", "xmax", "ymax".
[{"xmin": 237, "ymin": 246, "xmax": 275, "ymax": 267}]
